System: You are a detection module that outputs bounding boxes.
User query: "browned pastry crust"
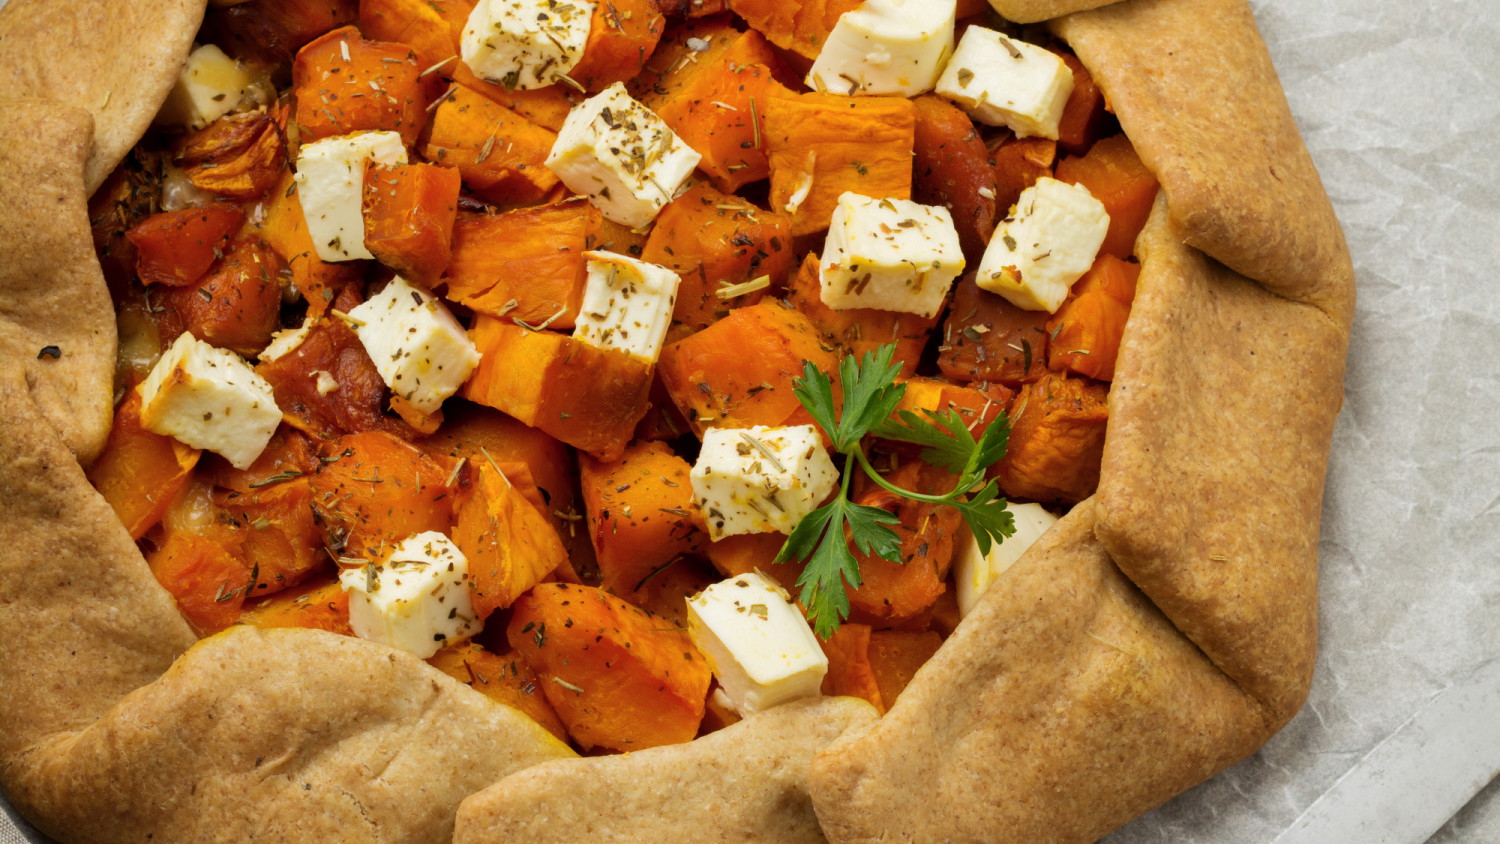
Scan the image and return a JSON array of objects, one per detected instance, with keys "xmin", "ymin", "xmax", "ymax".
[{"xmin": 0, "ymin": 0, "xmax": 1354, "ymax": 841}]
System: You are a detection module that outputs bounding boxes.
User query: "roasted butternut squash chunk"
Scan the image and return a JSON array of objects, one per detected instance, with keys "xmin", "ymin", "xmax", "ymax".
[
  {"xmin": 937, "ymin": 277, "xmax": 1053, "ymax": 386},
  {"xmin": 427, "ymin": 642, "xmax": 569, "ymax": 741},
  {"xmin": 442, "ymin": 203, "xmax": 600, "ymax": 327},
  {"xmin": 1047, "ymin": 254, "xmax": 1140, "ymax": 381},
  {"xmin": 362, "ymin": 162, "xmax": 462, "ymax": 284},
  {"xmin": 293, "ymin": 25, "xmax": 426, "ymax": 144},
  {"xmin": 451, "ymin": 458, "xmax": 568, "ymax": 620},
  {"xmin": 86, "ymin": 388, "xmax": 201, "ymax": 540},
  {"xmin": 307, "ymin": 430, "xmax": 457, "ymax": 558},
  {"xmin": 993, "ymin": 371, "xmax": 1110, "ymax": 505},
  {"xmin": 579, "ymin": 440, "xmax": 704, "ymax": 594},
  {"xmin": 783, "ymin": 252, "xmax": 937, "ymax": 378},
  {"xmin": 423, "ymin": 85, "xmax": 560, "ymax": 205}
]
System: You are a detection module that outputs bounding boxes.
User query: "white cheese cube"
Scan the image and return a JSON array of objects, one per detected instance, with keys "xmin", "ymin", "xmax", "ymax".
[
  {"xmin": 294, "ymin": 131, "xmax": 408, "ymax": 262},
  {"xmin": 934, "ymin": 28, "xmax": 1074, "ymax": 140},
  {"xmin": 339, "ymin": 531, "xmax": 480, "ymax": 659},
  {"xmin": 687, "ymin": 572, "xmax": 828, "ymax": 715},
  {"xmin": 953, "ymin": 502, "xmax": 1058, "ymax": 617},
  {"xmin": 976, "ymin": 177, "xmax": 1109, "ymax": 313},
  {"xmin": 819, "ymin": 192, "xmax": 966, "ymax": 318},
  {"xmin": 572, "ymin": 251, "xmax": 681, "ymax": 362},
  {"xmin": 348, "ymin": 276, "xmax": 481, "ymax": 415},
  {"xmin": 258, "ymin": 315, "xmax": 315, "ymax": 363},
  {"xmin": 545, "ymin": 83, "xmax": 702, "ymax": 228},
  {"xmin": 690, "ymin": 425, "xmax": 838, "ymax": 541},
  {"xmin": 138, "ymin": 332, "xmax": 281, "ymax": 470},
  {"xmin": 460, "ymin": 0, "xmax": 594, "ymax": 91},
  {"xmin": 155, "ymin": 44, "xmax": 254, "ymax": 129},
  {"xmin": 807, "ymin": 0, "xmax": 956, "ymax": 97}
]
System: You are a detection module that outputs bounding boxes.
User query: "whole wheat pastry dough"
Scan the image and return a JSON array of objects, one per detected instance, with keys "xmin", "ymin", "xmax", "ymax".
[{"xmin": 0, "ymin": 0, "xmax": 1353, "ymax": 841}]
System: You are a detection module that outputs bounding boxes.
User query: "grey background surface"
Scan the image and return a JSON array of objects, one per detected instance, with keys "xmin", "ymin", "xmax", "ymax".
[{"xmin": 2, "ymin": 0, "xmax": 1496, "ymax": 841}]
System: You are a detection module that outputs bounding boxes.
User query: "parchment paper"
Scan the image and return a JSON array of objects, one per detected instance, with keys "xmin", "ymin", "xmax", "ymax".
[
  {"xmin": 2, "ymin": 0, "xmax": 1496, "ymax": 842},
  {"xmin": 1106, "ymin": 0, "xmax": 1500, "ymax": 840}
]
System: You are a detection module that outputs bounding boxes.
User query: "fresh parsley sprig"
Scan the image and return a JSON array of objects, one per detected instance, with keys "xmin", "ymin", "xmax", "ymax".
[{"xmin": 774, "ymin": 344, "xmax": 1017, "ymax": 637}]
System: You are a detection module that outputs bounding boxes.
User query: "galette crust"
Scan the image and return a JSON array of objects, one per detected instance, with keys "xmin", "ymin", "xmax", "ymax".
[{"xmin": 0, "ymin": 0, "xmax": 1354, "ymax": 841}]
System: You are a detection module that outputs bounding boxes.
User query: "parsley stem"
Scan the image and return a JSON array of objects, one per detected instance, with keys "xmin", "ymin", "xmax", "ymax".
[{"xmin": 849, "ymin": 446, "xmax": 962, "ymax": 505}]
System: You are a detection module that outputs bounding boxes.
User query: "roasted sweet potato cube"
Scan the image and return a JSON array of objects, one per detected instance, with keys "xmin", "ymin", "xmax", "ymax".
[
  {"xmin": 1056, "ymin": 52, "xmax": 1110, "ymax": 156},
  {"xmin": 258, "ymin": 171, "xmax": 362, "ymax": 314},
  {"xmin": 127, "ymin": 205, "xmax": 245, "ymax": 288},
  {"xmin": 764, "ymin": 91, "xmax": 915, "ymax": 236},
  {"xmin": 867, "ymin": 629, "xmax": 942, "ymax": 709},
  {"xmin": 846, "ymin": 461, "xmax": 963, "ymax": 626},
  {"xmin": 937, "ymin": 276, "xmax": 1052, "ymax": 386},
  {"xmin": 423, "ymin": 85, "xmax": 560, "ymax": 206},
  {"xmin": 724, "ymin": 0, "xmax": 860, "ymax": 59},
  {"xmin": 148, "ymin": 531, "xmax": 254, "ymax": 636},
  {"xmin": 307, "ymin": 430, "xmax": 458, "ymax": 558},
  {"xmin": 239, "ymin": 577, "xmax": 353, "ymax": 636},
  {"xmin": 991, "ymin": 136, "xmax": 1057, "ymax": 218},
  {"xmin": 293, "ymin": 26, "xmax": 426, "ymax": 144},
  {"xmin": 820, "ymin": 622, "xmax": 884, "ymax": 713},
  {"xmin": 569, "ymin": 0, "xmax": 666, "ymax": 91},
  {"xmin": 358, "ymin": 0, "xmax": 472, "ymax": 71},
  {"xmin": 157, "ymin": 236, "xmax": 284, "ymax": 357},
  {"xmin": 450, "ymin": 66, "xmax": 580, "ymax": 132},
  {"xmin": 783, "ymin": 252, "xmax": 936, "ymax": 378},
  {"xmin": 657, "ymin": 300, "xmax": 837, "ymax": 436},
  {"xmin": 579, "ymin": 441, "xmax": 704, "ymax": 594},
  {"xmin": 1047, "ymin": 254, "xmax": 1140, "ymax": 381},
  {"xmin": 427, "ymin": 642, "xmax": 569, "ymax": 741},
  {"xmin": 442, "ymin": 203, "xmax": 601, "ymax": 327},
  {"xmin": 701, "ymin": 532, "xmax": 805, "ymax": 594},
  {"xmin": 177, "ymin": 111, "xmax": 287, "ymax": 201},
  {"xmin": 912, "ymin": 95, "xmax": 999, "ymax": 260},
  {"xmin": 1054, "ymin": 134, "xmax": 1160, "ymax": 260},
  {"xmin": 451, "ymin": 459, "xmax": 568, "ymax": 620},
  {"xmin": 626, "ymin": 557, "xmax": 718, "ymax": 629},
  {"xmin": 361, "ymin": 162, "xmax": 461, "ymax": 283},
  {"xmin": 993, "ymin": 371, "xmax": 1110, "ymax": 505},
  {"xmin": 215, "ymin": 476, "xmax": 329, "ymax": 598},
  {"xmin": 507, "ymin": 582, "xmax": 712, "ymax": 751},
  {"xmin": 462, "ymin": 317, "xmax": 653, "ymax": 461},
  {"xmin": 641, "ymin": 183, "xmax": 795, "ymax": 332},
  {"xmin": 86, "ymin": 388, "xmax": 201, "ymax": 540},
  {"xmin": 642, "ymin": 27, "xmax": 788, "ymax": 192}
]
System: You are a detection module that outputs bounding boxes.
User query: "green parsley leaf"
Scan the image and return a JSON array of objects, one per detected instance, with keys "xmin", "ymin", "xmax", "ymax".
[{"xmin": 951, "ymin": 482, "xmax": 1016, "ymax": 556}]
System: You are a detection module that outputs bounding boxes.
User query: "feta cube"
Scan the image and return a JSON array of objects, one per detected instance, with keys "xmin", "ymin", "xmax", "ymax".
[
  {"xmin": 807, "ymin": 0, "xmax": 956, "ymax": 97},
  {"xmin": 348, "ymin": 276, "xmax": 481, "ymax": 415},
  {"xmin": 819, "ymin": 192, "xmax": 966, "ymax": 318},
  {"xmin": 155, "ymin": 44, "xmax": 254, "ymax": 129},
  {"xmin": 258, "ymin": 315, "xmax": 315, "ymax": 362},
  {"xmin": 934, "ymin": 28, "xmax": 1074, "ymax": 140},
  {"xmin": 572, "ymin": 251, "xmax": 681, "ymax": 362},
  {"xmin": 545, "ymin": 83, "xmax": 702, "ymax": 228},
  {"xmin": 138, "ymin": 332, "xmax": 281, "ymax": 470},
  {"xmin": 976, "ymin": 177, "xmax": 1109, "ymax": 312},
  {"xmin": 294, "ymin": 131, "xmax": 408, "ymax": 262},
  {"xmin": 460, "ymin": 0, "xmax": 594, "ymax": 91},
  {"xmin": 339, "ymin": 531, "xmax": 480, "ymax": 659},
  {"xmin": 953, "ymin": 502, "xmax": 1058, "ymax": 617},
  {"xmin": 690, "ymin": 425, "xmax": 838, "ymax": 541},
  {"xmin": 686, "ymin": 572, "xmax": 828, "ymax": 715}
]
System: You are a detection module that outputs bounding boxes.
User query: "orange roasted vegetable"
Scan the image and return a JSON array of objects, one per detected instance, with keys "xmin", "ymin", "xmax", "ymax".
[
  {"xmin": 307, "ymin": 430, "xmax": 457, "ymax": 558},
  {"xmin": 783, "ymin": 252, "xmax": 937, "ymax": 378},
  {"xmin": 820, "ymin": 623, "xmax": 884, "ymax": 712},
  {"xmin": 127, "ymin": 205, "xmax": 246, "ymax": 288},
  {"xmin": 209, "ymin": 425, "xmax": 323, "ymax": 495},
  {"xmin": 991, "ymin": 135, "xmax": 1057, "ymax": 216},
  {"xmin": 1047, "ymin": 255, "xmax": 1140, "ymax": 381},
  {"xmin": 657, "ymin": 300, "xmax": 837, "ymax": 436},
  {"xmin": 993, "ymin": 371, "xmax": 1110, "ymax": 505},
  {"xmin": 507, "ymin": 583, "xmax": 712, "ymax": 752},
  {"xmin": 642, "ymin": 27, "xmax": 788, "ymax": 193},
  {"xmin": 87, "ymin": 389, "xmax": 201, "ymax": 540},
  {"xmin": 89, "ymin": 153, "xmax": 159, "ymax": 297},
  {"xmin": 569, "ymin": 0, "xmax": 665, "ymax": 91},
  {"xmin": 203, "ymin": 0, "xmax": 358, "ymax": 64},
  {"xmin": 867, "ymin": 629, "xmax": 943, "ymax": 709},
  {"xmin": 292, "ymin": 26, "xmax": 426, "ymax": 145},
  {"xmin": 361, "ymin": 162, "xmax": 462, "ymax": 283},
  {"xmin": 641, "ymin": 183, "xmax": 795, "ymax": 332},
  {"xmin": 701, "ymin": 532, "xmax": 805, "ymax": 594},
  {"xmin": 764, "ymin": 91, "xmax": 916, "ymax": 236},
  {"xmin": 463, "ymin": 317, "xmax": 654, "ymax": 462},
  {"xmin": 238, "ymin": 577, "xmax": 353, "ymax": 636},
  {"xmin": 215, "ymin": 478, "xmax": 329, "ymax": 598},
  {"xmin": 1054, "ymin": 134, "xmax": 1160, "ymax": 260},
  {"xmin": 258, "ymin": 171, "xmax": 361, "ymax": 315},
  {"xmin": 441, "ymin": 203, "xmax": 600, "ymax": 327},
  {"xmin": 427, "ymin": 643, "xmax": 569, "ymax": 741},
  {"xmin": 1057, "ymin": 53, "xmax": 1110, "ymax": 156},
  {"xmin": 937, "ymin": 277, "xmax": 1052, "ymax": 386},
  {"xmin": 846, "ymin": 461, "xmax": 962, "ymax": 627},
  {"xmin": 725, "ymin": 0, "xmax": 861, "ymax": 59},
  {"xmin": 912, "ymin": 95, "xmax": 999, "ymax": 260},
  {"xmin": 579, "ymin": 441, "xmax": 703, "ymax": 594},
  {"xmin": 451, "ymin": 66, "xmax": 580, "ymax": 132},
  {"xmin": 148, "ymin": 530, "xmax": 254, "ymax": 636},
  {"xmin": 176, "ymin": 111, "xmax": 287, "ymax": 201},
  {"xmin": 451, "ymin": 459, "xmax": 567, "ymax": 620},
  {"xmin": 358, "ymin": 0, "xmax": 471, "ymax": 72},
  {"xmin": 156, "ymin": 236, "xmax": 284, "ymax": 357},
  {"xmin": 423, "ymin": 85, "xmax": 560, "ymax": 206}
]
